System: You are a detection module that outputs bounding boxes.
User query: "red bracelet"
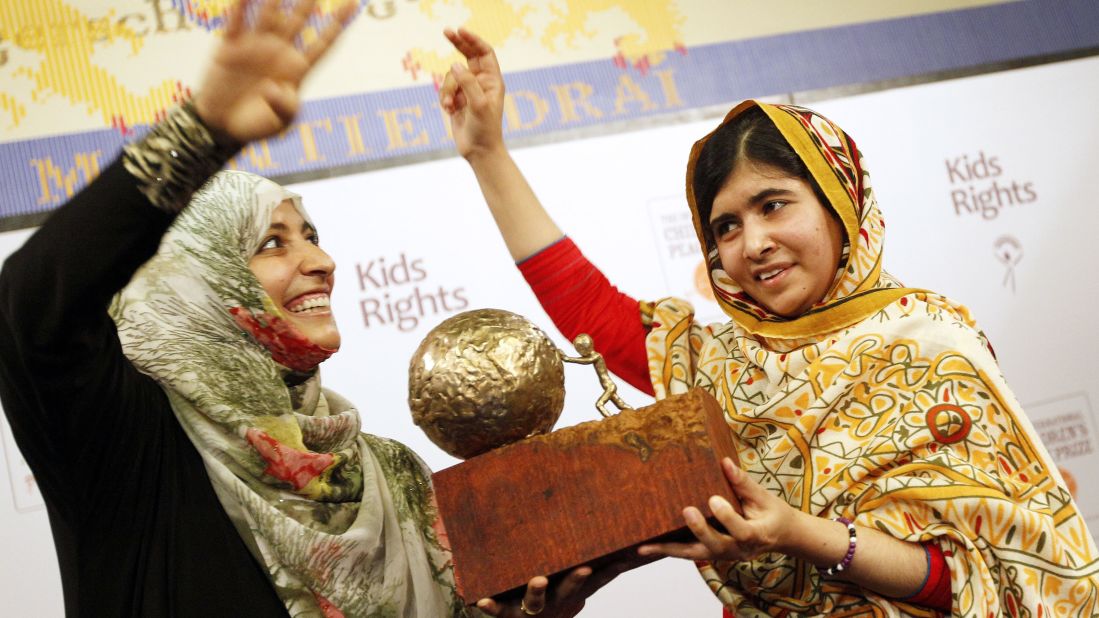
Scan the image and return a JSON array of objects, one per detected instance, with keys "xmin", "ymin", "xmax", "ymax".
[{"xmin": 823, "ymin": 517, "xmax": 858, "ymax": 576}]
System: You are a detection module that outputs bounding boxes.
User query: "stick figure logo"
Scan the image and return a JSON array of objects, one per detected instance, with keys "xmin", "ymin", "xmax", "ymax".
[{"xmin": 994, "ymin": 235, "xmax": 1023, "ymax": 293}]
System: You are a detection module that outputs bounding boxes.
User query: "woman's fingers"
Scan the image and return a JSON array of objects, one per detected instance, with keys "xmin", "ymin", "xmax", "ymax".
[
  {"xmin": 282, "ymin": 0, "xmax": 319, "ymax": 40},
  {"xmin": 638, "ymin": 503, "xmax": 752, "ymax": 562},
  {"xmin": 451, "ymin": 63, "xmax": 487, "ymax": 112},
  {"xmin": 520, "ymin": 575, "xmax": 549, "ymax": 616},
  {"xmin": 224, "ymin": 0, "xmax": 249, "ymax": 39},
  {"xmin": 475, "ymin": 597, "xmax": 503, "ymax": 616},
  {"xmin": 636, "ymin": 464, "xmax": 788, "ymax": 564},
  {"xmin": 262, "ymin": 79, "xmax": 300, "ymax": 124},
  {"xmin": 473, "ymin": 569, "xmax": 591, "ymax": 618},
  {"xmin": 443, "ymin": 28, "xmax": 466, "ymax": 54},
  {"xmin": 444, "ymin": 27, "xmax": 502, "ymax": 75},
  {"xmin": 438, "ymin": 70, "xmax": 458, "ymax": 113},
  {"xmin": 555, "ymin": 566, "xmax": 592, "ymax": 600},
  {"xmin": 683, "ymin": 505, "xmax": 736, "ymax": 556},
  {"xmin": 304, "ymin": 1, "xmax": 356, "ymax": 65},
  {"xmin": 256, "ymin": 0, "xmax": 283, "ymax": 33},
  {"xmin": 444, "ymin": 27, "xmax": 481, "ymax": 59},
  {"xmin": 709, "ymin": 494, "xmax": 747, "ymax": 534},
  {"xmin": 458, "ymin": 28, "xmax": 501, "ymax": 74},
  {"xmin": 637, "ymin": 539, "xmax": 713, "ymax": 561},
  {"xmin": 475, "ymin": 576, "xmax": 550, "ymax": 617}
]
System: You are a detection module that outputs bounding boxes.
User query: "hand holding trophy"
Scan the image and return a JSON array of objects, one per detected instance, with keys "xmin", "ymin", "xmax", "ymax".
[{"xmin": 408, "ymin": 309, "xmax": 742, "ymax": 606}]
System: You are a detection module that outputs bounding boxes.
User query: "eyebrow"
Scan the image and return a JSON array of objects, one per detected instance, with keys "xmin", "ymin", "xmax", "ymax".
[
  {"xmin": 747, "ymin": 187, "xmax": 796, "ymax": 204},
  {"xmin": 265, "ymin": 221, "xmax": 317, "ymax": 234}
]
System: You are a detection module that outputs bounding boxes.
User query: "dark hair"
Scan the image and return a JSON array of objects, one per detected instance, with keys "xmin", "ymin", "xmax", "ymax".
[{"xmin": 692, "ymin": 106, "xmax": 829, "ymax": 235}]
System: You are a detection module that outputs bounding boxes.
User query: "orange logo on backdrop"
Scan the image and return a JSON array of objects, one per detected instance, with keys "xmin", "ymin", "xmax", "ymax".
[
  {"xmin": 693, "ymin": 260, "xmax": 715, "ymax": 301},
  {"xmin": 1059, "ymin": 467, "xmax": 1078, "ymax": 499}
]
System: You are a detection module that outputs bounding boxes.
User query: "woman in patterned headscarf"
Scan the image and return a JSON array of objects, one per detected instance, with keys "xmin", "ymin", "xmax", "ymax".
[
  {"xmin": 0, "ymin": 5, "xmax": 598, "ymax": 617},
  {"xmin": 105, "ymin": 169, "xmax": 467, "ymax": 616},
  {"xmin": 441, "ymin": 28, "xmax": 1099, "ymax": 616}
]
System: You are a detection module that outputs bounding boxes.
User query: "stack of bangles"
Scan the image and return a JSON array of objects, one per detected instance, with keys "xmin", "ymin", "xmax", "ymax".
[{"xmin": 823, "ymin": 517, "xmax": 858, "ymax": 576}]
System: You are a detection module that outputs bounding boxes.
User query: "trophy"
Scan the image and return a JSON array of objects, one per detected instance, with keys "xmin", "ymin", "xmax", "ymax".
[{"xmin": 408, "ymin": 309, "xmax": 740, "ymax": 604}]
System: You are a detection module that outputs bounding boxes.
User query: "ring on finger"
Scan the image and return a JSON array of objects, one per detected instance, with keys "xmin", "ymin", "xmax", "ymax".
[{"xmin": 520, "ymin": 599, "xmax": 543, "ymax": 616}]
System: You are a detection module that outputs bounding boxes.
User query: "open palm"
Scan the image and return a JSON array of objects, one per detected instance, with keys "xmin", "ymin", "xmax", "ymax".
[{"xmin": 193, "ymin": 0, "xmax": 355, "ymax": 143}]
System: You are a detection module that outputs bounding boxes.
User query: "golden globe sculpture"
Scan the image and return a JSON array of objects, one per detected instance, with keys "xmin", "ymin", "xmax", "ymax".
[{"xmin": 408, "ymin": 309, "xmax": 566, "ymax": 459}]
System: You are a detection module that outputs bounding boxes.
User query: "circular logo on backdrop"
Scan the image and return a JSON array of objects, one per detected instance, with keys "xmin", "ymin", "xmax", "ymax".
[
  {"xmin": 693, "ymin": 260, "xmax": 716, "ymax": 301},
  {"xmin": 1059, "ymin": 466, "xmax": 1079, "ymax": 498}
]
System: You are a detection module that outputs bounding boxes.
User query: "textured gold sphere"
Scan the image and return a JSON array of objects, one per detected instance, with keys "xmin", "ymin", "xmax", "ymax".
[{"xmin": 408, "ymin": 309, "xmax": 565, "ymax": 459}]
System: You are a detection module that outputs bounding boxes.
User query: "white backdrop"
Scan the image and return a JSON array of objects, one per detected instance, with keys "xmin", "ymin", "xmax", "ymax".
[{"xmin": 2, "ymin": 56, "xmax": 1097, "ymax": 616}]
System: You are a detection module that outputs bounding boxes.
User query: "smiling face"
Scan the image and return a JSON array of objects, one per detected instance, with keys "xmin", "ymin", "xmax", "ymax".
[
  {"xmin": 708, "ymin": 159, "xmax": 845, "ymax": 318},
  {"xmin": 248, "ymin": 200, "xmax": 340, "ymax": 351}
]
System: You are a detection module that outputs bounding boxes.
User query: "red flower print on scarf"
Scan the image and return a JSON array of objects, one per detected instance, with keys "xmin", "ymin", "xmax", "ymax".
[
  {"xmin": 230, "ymin": 307, "xmax": 334, "ymax": 372},
  {"xmin": 311, "ymin": 590, "xmax": 345, "ymax": 618},
  {"xmin": 245, "ymin": 429, "xmax": 334, "ymax": 490}
]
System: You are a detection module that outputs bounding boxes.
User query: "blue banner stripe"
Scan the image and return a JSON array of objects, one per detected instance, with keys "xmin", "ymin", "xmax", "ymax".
[{"xmin": 3, "ymin": 0, "xmax": 1097, "ymax": 223}]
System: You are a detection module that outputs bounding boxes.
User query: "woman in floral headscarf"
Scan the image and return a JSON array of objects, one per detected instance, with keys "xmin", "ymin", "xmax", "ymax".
[
  {"xmin": 440, "ymin": 28, "xmax": 1099, "ymax": 616},
  {"xmin": 0, "ymin": 4, "xmax": 600, "ymax": 617}
]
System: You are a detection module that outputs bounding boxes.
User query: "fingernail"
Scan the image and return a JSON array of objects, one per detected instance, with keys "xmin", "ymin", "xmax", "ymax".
[
  {"xmin": 451, "ymin": 62, "xmax": 462, "ymax": 72},
  {"xmin": 709, "ymin": 495, "xmax": 728, "ymax": 511}
]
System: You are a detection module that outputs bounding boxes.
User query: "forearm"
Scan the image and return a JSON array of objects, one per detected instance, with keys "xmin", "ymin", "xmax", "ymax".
[
  {"xmin": 518, "ymin": 238, "xmax": 653, "ymax": 394},
  {"xmin": 466, "ymin": 146, "xmax": 564, "ymax": 261},
  {"xmin": 781, "ymin": 511, "xmax": 928, "ymax": 599}
]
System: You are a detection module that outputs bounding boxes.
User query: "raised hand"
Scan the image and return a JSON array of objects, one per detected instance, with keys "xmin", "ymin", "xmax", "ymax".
[
  {"xmin": 439, "ymin": 28, "xmax": 507, "ymax": 161},
  {"xmin": 637, "ymin": 458, "xmax": 798, "ymax": 562},
  {"xmin": 193, "ymin": 0, "xmax": 356, "ymax": 143}
]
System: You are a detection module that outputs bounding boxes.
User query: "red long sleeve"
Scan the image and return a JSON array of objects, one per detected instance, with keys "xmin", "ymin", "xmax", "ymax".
[
  {"xmin": 903, "ymin": 541, "xmax": 952, "ymax": 612},
  {"xmin": 517, "ymin": 237, "xmax": 653, "ymax": 395}
]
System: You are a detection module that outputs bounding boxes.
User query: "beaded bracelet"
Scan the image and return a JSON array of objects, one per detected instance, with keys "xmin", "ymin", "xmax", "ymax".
[{"xmin": 823, "ymin": 517, "xmax": 858, "ymax": 576}]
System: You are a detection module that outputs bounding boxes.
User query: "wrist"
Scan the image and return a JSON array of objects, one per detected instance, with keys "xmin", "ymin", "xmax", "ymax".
[
  {"xmin": 464, "ymin": 141, "xmax": 510, "ymax": 167},
  {"xmin": 775, "ymin": 511, "xmax": 856, "ymax": 571},
  {"xmin": 190, "ymin": 96, "xmax": 241, "ymax": 151},
  {"xmin": 821, "ymin": 517, "xmax": 858, "ymax": 576},
  {"xmin": 773, "ymin": 509, "xmax": 817, "ymax": 556},
  {"xmin": 121, "ymin": 102, "xmax": 240, "ymax": 214}
]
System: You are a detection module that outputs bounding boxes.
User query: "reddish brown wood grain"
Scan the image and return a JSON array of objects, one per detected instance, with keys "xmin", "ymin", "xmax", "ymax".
[{"xmin": 432, "ymin": 388, "xmax": 740, "ymax": 603}]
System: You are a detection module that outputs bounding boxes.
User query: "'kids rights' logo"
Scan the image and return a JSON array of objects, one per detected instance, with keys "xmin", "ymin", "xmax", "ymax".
[
  {"xmin": 946, "ymin": 151, "xmax": 1037, "ymax": 220},
  {"xmin": 355, "ymin": 253, "xmax": 469, "ymax": 332}
]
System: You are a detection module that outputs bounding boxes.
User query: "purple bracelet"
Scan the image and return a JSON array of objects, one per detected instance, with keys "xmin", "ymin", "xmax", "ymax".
[{"xmin": 822, "ymin": 517, "xmax": 857, "ymax": 576}]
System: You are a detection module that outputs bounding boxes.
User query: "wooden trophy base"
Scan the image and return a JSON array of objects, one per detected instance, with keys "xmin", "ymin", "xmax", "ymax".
[{"xmin": 431, "ymin": 387, "xmax": 740, "ymax": 604}]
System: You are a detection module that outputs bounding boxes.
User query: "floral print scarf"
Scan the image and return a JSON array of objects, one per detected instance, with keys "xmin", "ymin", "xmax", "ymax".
[
  {"xmin": 646, "ymin": 100, "xmax": 1099, "ymax": 616},
  {"xmin": 111, "ymin": 171, "xmax": 464, "ymax": 617}
]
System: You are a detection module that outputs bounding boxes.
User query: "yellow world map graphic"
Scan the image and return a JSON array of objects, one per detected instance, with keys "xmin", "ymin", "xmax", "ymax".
[
  {"xmin": 3, "ymin": 0, "xmax": 179, "ymax": 131},
  {"xmin": 404, "ymin": 0, "xmax": 684, "ymax": 84},
  {"xmin": 0, "ymin": 0, "xmax": 685, "ymax": 135}
]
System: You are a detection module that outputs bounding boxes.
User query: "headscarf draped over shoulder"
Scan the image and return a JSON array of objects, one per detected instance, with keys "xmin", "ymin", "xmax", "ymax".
[
  {"xmin": 647, "ymin": 101, "xmax": 1099, "ymax": 616},
  {"xmin": 112, "ymin": 171, "xmax": 465, "ymax": 617}
]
